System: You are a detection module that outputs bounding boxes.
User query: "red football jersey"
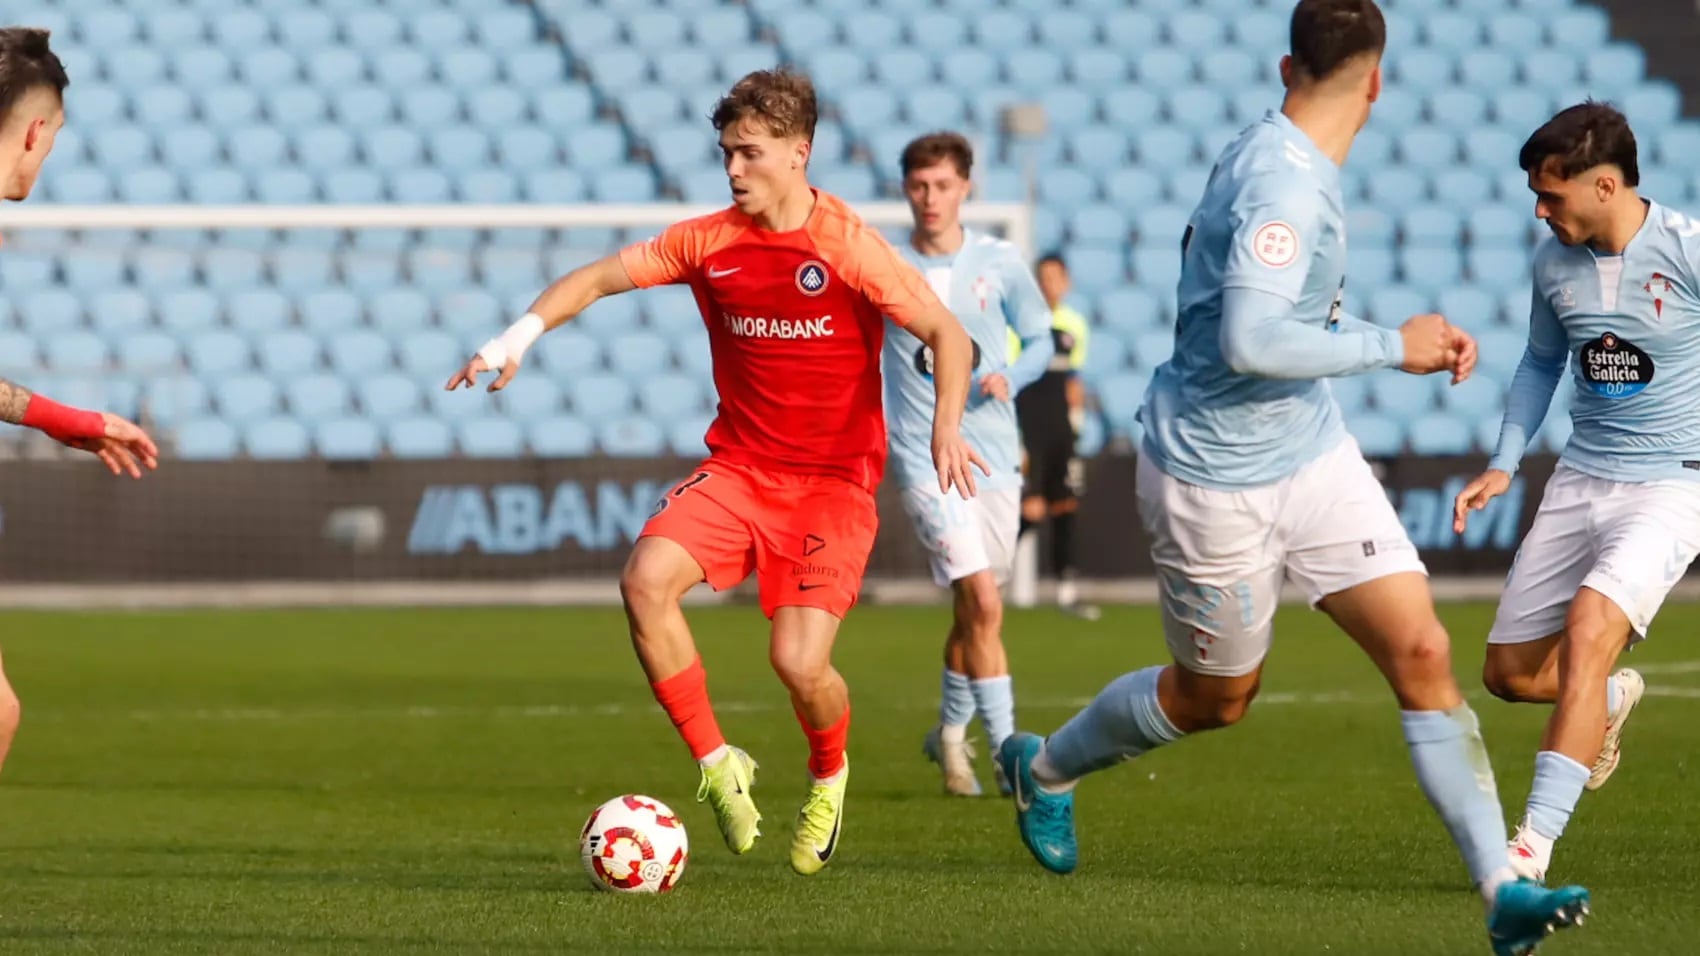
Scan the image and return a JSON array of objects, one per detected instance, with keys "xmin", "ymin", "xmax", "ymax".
[{"xmin": 618, "ymin": 190, "xmax": 942, "ymax": 490}]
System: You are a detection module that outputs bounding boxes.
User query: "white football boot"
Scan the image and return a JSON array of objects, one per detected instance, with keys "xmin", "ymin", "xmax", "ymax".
[
  {"xmin": 1587, "ymin": 668, "xmax": 1645, "ymax": 791},
  {"xmin": 1507, "ymin": 818, "xmax": 1553, "ymax": 883},
  {"xmin": 922, "ymin": 725, "xmax": 982, "ymax": 796}
]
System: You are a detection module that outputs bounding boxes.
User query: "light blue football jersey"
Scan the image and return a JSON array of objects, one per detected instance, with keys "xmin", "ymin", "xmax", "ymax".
[
  {"xmin": 883, "ymin": 228, "xmax": 1054, "ymax": 490},
  {"xmin": 1492, "ymin": 200, "xmax": 1700, "ymax": 483},
  {"xmin": 1140, "ymin": 111, "xmax": 1404, "ymax": 490}
]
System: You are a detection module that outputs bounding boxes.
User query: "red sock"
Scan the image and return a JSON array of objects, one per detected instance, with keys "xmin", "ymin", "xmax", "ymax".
[
  {"xmin": 794, "ymin": 703, "xmax": 849, "ymax": 780},
  {"xmin": 650, "ymin": 657, "xmax": 726, "ymax": 762}
]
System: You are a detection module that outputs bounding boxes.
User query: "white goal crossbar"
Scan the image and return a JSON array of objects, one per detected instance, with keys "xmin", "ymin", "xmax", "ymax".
[{"xmin": 1, "ymin": 202, "xmax": 1036, "ymax": 258}]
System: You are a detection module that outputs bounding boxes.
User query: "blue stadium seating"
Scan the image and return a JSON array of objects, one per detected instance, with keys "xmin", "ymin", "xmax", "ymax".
[{"xmin": 10, "ymin": 0, "xmax": 1691, "ymax": 461}]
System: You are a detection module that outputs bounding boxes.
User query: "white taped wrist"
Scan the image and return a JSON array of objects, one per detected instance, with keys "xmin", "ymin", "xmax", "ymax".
[{"xmin": 477, "ymin": 312, "xmax": 546, "ymax": 369}]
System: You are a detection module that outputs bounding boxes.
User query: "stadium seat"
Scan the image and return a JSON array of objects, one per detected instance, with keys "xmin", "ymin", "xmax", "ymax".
[
  {"xmin": 494, "ymin": 377, "xmax": 564, "ymax": 419},
  {"xmin": 636, "ymin": 374, "xmax": 705, "ymax": 420},
  {"xmin": 215, "ymin": 374, "xmax": 280, "ymax": 422},
  {"xmin": 598, "ymin": 417, "xmax": 668, "ymax": 457},
  {"xmin": 668, "ymin": 416, "xmax": 714, "ymax": 459},
  {"xmin": 354, "ymin": 374, "xmax": 421, "ymax": 422},
  {"xmin": 528, "ymin": 416, "xmax": 597, "ymax": 457},
  {"xmin": 91, "ymin": 290, "xmax": 154, "ymax": 336},
  {"xmin": 315, "ymin": 418, "xmax": 381, "ymax": 460},
  {"xmin": 1407, "ymin": 414, "xmax": 1475, "ymax": 455},
  {"xmin": 243, "ymin": 417, "xmax": 312, "ymax": 460},
  {"xmin": 569, "ymin": 374, "xmax": 635, "ymax": 419},
  {"xmin": 873, "ymin": 49, "xmax": 933, "ymax": 90},
  {"xmin": 187, "ymin": 331, "xmax": 252, "ymax": 375},
  {"xmin": 176, "ymin": 418, "xmax": 240, "ymax": 460},
  {"xmin": 1437, "ymin": 287, "xmax": 1499, "ymax": 331},
  {"xmin": 1345, "ymin": 413, "xmax": 1405, "ymax": 458},
  {"xmin": 457, "ymin": 417, "xmax": 526, "ymax": 459}
]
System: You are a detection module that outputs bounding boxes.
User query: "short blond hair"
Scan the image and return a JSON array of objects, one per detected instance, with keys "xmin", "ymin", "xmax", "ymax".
[{"xmin": 711, "ymin": 67, "xmax": 817, "ymax": 142}]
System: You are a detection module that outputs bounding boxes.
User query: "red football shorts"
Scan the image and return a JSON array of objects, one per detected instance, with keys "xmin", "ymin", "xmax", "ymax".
[{"xmin": 640, "ymin": 458, "xmax": 879, "ymax": 619}]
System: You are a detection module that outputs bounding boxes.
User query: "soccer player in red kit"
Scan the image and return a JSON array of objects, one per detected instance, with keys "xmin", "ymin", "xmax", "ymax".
[
  {"xmin": 0, "ymin": 28, "xmax": 162, "ymax": 779},
  {"xmin": 448, "ymin": 68, "xmax": 984, "ymax": 875}
]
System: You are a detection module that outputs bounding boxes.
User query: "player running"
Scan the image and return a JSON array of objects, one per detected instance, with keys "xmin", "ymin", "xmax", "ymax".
[
  {"xmin": 448, "ymin": 69, "xmax": 985, "ymax": 876},
  {"xmin": 0, "ymin": 28, "xmax": 162, "ymax": 779},
  {"xmin": 1454, "ymin": 102, "xmax": 1687, "ymax": 885},
  {"xmin": 881, "ymin": 132, "xmax": 1053, "ymax": 797},
  {"xmin": 992, "ymin": 3, "xmax": 1590, "ymax": 953}
]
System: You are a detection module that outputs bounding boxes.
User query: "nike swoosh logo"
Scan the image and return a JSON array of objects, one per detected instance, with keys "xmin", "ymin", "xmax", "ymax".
[
  {"xmin": 707, "ymin": 266, "xmax": 740, "ymax": 278},
  {"xmin": 815, "ymin": 807, "xmax": 841, "ymax": 862},
  {"xmin": 1012, "ymin": 762, "xmax": 1033, "ymax": 812},
  {"xmin": 798, "ymin": 583, "xmax": 825, "ymax": 591}
]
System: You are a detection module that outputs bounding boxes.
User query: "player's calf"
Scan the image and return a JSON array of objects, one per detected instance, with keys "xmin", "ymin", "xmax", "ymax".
[
  {"xmin": 620, "ymin": 537, "xmax": 709, "ymax": 680},
  {"xmin": 1161, "ymin": 664, "xmax": 1259, "ymax": 733},
  {"xmin": 1542, "ymin": 591, "xmax": 1633, "ymax": 764},
  {"xmin": 953, "ymin": 571, "xmax": 1016, "ymax": 761}
]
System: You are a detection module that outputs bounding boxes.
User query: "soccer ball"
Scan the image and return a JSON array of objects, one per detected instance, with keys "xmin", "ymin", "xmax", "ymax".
[{"xmin": 578, "ymin": 794, "xmax": 689, "ymax": 893}]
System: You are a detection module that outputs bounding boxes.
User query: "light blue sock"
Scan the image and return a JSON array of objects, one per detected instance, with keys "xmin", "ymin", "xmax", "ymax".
[
  {"xmin": 1043, "ymin": 666, "xmax": 1183, "ymax": 780},
  {"xmin": 940, "ymin": 669, "xmax": 975, "ymax": 729},
  {"xmin": 970, "ymin": 675, "xmax": 1015, "ymax": 753},
  {"xmin": 1526, "ymin": 750, "xmax": 1590, "ymax": 840},
  {"xmin": 1401, "ymin": 707, "xmax": 1512, "ymax": 886},
  {"xmin": 1606, "ymin": 675, "xmax": 1623, "ymax": 714}
]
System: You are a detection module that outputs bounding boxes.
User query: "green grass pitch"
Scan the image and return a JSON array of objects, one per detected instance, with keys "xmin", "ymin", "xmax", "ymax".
[{"xmin": 0, "ymin": 602, "xmax": 1694, "ymax": 954}]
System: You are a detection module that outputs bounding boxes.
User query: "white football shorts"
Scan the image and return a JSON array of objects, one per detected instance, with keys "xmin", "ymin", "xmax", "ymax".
[
  {"xmin": 900, "ymin": 483, "xmax": 1022, "ymax": 588},
  {"xmin": 1136, "ymin": 435, "xmax": 1427, "ymax": 677},
  {"xmin": 1488, "ymin": 464, "xmax": 1700, "ymax": 645}
]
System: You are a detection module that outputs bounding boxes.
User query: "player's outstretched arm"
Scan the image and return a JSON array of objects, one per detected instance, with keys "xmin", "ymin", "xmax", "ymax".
[
  {"xmin": 907, "ymin": 306, "xmax": 991, "ymax": 497},
  {"xmin": 447, "ymin": 254, "xmax": 637, "ymax": 393},
  {"xmin": 0, "ymin": 379, "xmax": 159, "ymax": 477},
  {"xmin": 1219, "ymin": 286, "xmax": 1408, "ymax": 379}
]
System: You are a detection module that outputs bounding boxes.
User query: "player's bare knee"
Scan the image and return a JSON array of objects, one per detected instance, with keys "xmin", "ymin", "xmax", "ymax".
[
  {"xmin": 954, "ymin": 574, "xmax": 1003, "ymax": 641},
  {"xmin": 619, "ymin": 547, "xmax": 689, "ymax": 623},
  {"xmin": 1481, "ymin": 654, "xmax": 1542, "ymax": 703},
  {"xmin": 1390, "ymin": 618, "xmax": 1455, "ymax": 683},
  {"xmin": 768, "ymin": 642, "xmax": 828, "ymax": 697}
]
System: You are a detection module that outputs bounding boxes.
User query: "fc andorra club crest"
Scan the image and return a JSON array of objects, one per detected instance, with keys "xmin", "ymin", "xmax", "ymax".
[{"xmin": 796, "ymin": 260, "xmax": 829, "ymax": 296}]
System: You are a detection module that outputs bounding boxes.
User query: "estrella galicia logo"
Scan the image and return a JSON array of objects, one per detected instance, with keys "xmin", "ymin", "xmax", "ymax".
[
  {"xmin": 912, "ymin": 339, "xmax": 983, "ymax": 379},
  {"xmin": 795, "ymin": 260, "xmax": 828, "ymax": 296},
  {"xmin": 1580, "ymin": 332, "xmax": 1654, "ymax": 399}
]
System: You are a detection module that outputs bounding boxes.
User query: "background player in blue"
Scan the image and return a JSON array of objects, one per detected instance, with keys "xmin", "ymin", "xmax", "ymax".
[
  {"xmin": 1454, "ymin": 102, "xmax": 1697, "ymax": 886},
  {"xmin": 882, "ymin": 132, "xmax": 1054, "ymax": 797},
  {"xmin": 993, "ymin": 4, "xmax": 1590, "ymax": 953}
]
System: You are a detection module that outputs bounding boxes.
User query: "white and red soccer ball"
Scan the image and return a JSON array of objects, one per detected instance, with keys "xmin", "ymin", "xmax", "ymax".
[{"xmin": 578, "ymin": 794, "xmax": 689, "ymax": 894}]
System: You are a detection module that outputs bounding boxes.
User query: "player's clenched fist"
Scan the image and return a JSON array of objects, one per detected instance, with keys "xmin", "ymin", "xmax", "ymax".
[
  {"xmin": 1397, "ymin": 313, "xmax": 1460, "ymax": 376},
  {"xmin": 1452, "ymin": 468, "xmax": 1512, "ymax": 533},
  {"xmin": 1443, "ymin": 323, "xmax": 1477, "ymax": 385}
]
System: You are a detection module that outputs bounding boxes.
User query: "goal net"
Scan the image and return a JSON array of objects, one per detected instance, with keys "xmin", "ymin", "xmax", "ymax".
[{"xmin": 0, "ymin": 201, "xmax": 1036, "ymax": 600}]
